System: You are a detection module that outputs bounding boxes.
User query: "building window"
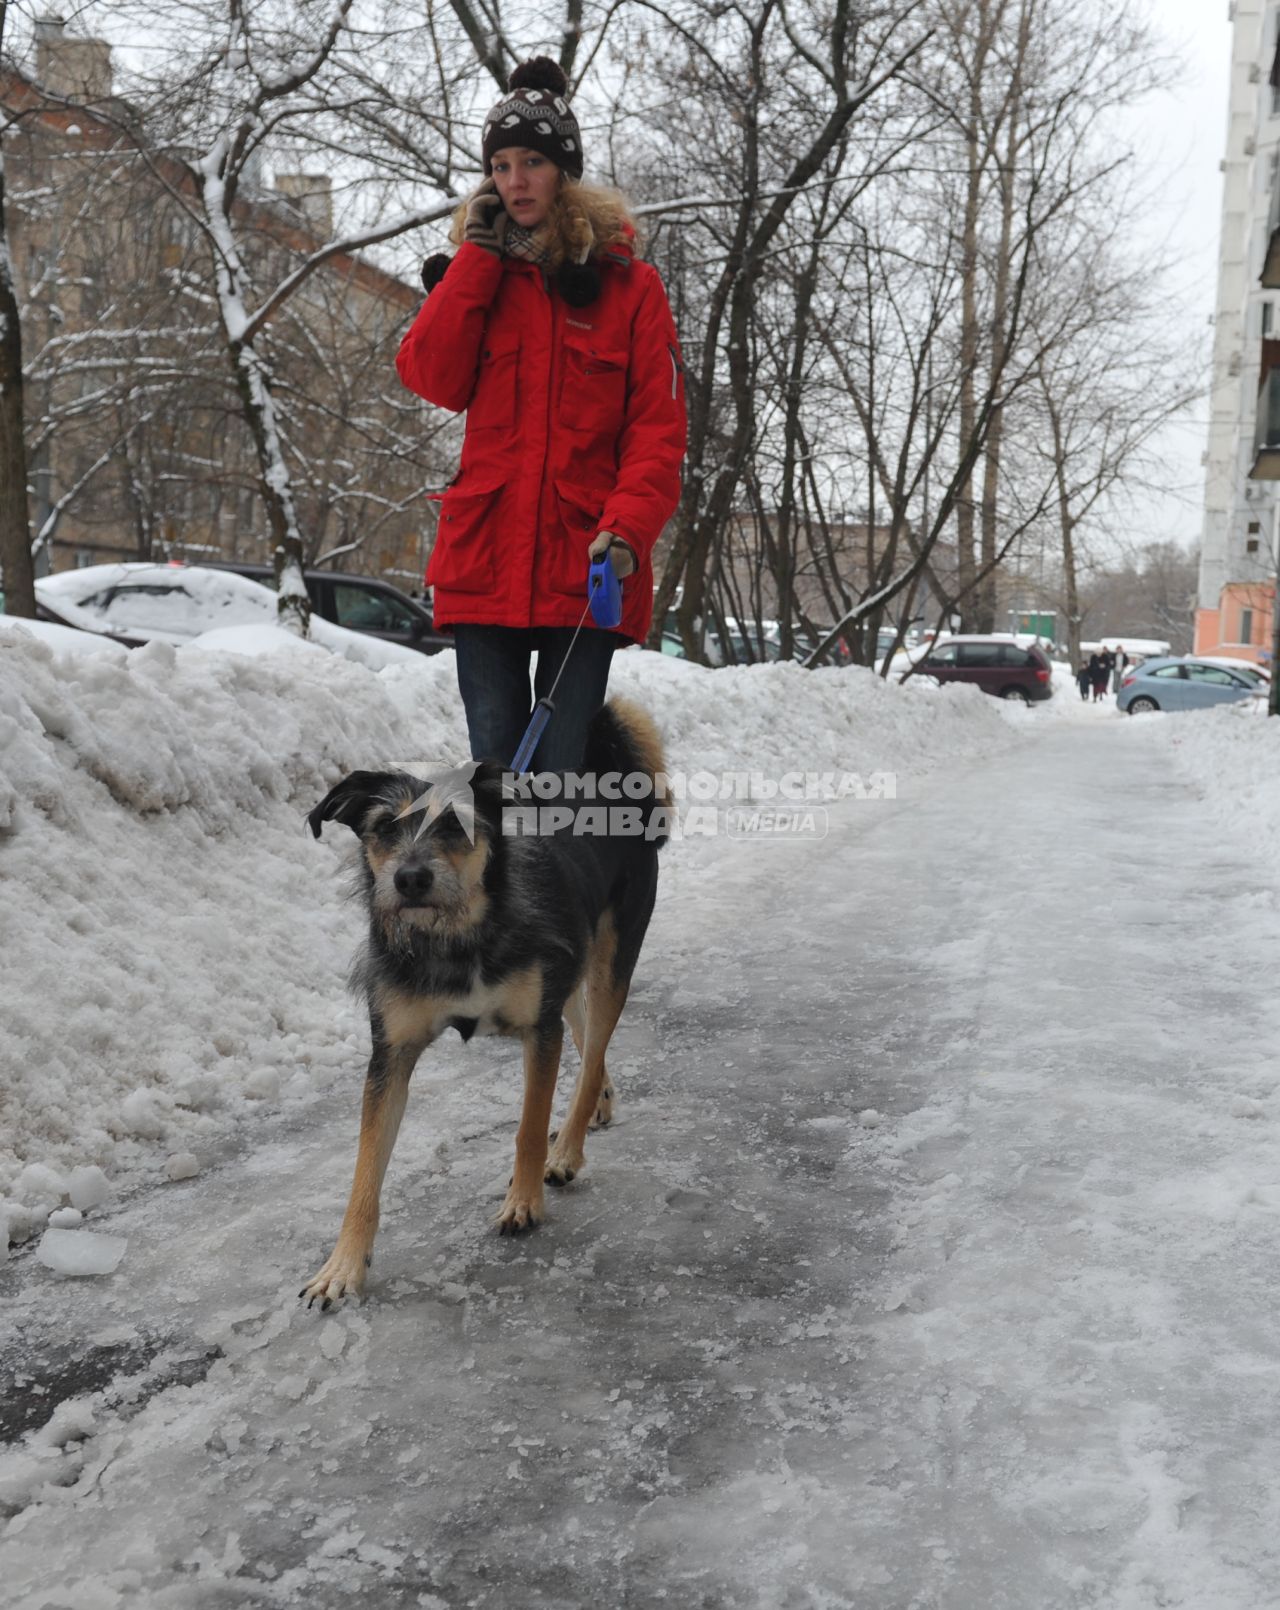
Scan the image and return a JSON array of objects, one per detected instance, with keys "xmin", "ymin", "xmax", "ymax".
[
  {"xmin": 1242, "ymin": 607, "xmax": 1254, "ymax": 643},
  {"xmin": 1247, "ymin": 538, "xmax": 1260, "ymax": 552},
  {"xmin": 1266, "ymin": 303, "xmax": 1276, "ymax": 336}
]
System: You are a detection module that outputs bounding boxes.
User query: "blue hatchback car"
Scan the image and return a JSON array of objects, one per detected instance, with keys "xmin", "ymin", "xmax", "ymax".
[{"xmin": 1116, "ymin": 657, "xmax": 1265, "ymax": 715}]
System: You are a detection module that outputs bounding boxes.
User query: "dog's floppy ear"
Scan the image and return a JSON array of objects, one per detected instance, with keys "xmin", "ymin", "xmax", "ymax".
[
  {"xmin": 468, "ymin": 759, "xmax": 509, "ymax": 827},
  {"xmin": 308, "ymin": 771, "xmax": 391, "ymax": 839},
  {"xmin": 471, "ymin": 759, "xmax": 507, "ymax": 796}
]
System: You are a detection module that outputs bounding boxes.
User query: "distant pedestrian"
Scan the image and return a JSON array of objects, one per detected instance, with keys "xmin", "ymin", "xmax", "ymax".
[
  {"xmin": 1110, "ymin": 647, "xmax": 1129, "ymax": 695},
  {"xmin": 1088, "ymin": 651, "xmax": 1108, "ymax": 702},
  {"xmin": 1076, "ymin": 662, "xmax": 1091, "ymax": 701}
]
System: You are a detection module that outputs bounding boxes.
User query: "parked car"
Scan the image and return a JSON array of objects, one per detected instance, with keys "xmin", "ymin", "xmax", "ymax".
[
  {"xmin": 1195, "ymin": 655, "xmax": 1270, "ymax": 685},
  {"xmin": 1117, "ymin": 656, "xmax": 1266, "ymax": 715},
  {"xmin": 33, "ymin": 563, "xmax": 425, "ymax": 669},
  {"xmin": 919, "ymin": 635, "xmax": 1053, "ymax": 702},
  {"xmin": 204, "ymin": 561, "xmax": 448, "ymax": 655}
]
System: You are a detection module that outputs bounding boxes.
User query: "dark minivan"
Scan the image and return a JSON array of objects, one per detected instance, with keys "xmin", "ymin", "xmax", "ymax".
[
  {"xmin": 922, "ymin": 637, "xmax": 1053, "ymax": 703},
  {"xmin": 206, "ymin": 562, "xmax": 449, "ymax": 656}
]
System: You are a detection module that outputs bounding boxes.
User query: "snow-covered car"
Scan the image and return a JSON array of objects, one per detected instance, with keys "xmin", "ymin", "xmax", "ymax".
[
  {"xmin": 1117, "ymin": 656, "xmax": 1266, "ymax": 715},
  {"xmin": 0, "ymin": 614, "xmax": 129, "ymax": 657},
  {"xmin": 34, "ymin": 563, "xmax": 425, "ymax": 670},
  {"xmin": 201, "ymin": 561, "xmax": 449, "ymax": 657}
]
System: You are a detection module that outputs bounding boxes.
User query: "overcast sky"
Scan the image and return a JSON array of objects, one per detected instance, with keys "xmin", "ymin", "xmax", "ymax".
[{"xmin": 1125, "ymin": 0, "xmax": 1234, "ymax": 553}]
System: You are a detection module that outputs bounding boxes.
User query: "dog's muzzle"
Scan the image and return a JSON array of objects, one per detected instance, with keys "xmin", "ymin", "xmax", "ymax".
[{"xmin": 393, "ymin": 863, "xmax": 435, "ymax": 908}]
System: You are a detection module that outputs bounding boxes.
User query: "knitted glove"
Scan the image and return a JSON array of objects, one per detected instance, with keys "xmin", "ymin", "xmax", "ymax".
[
  {"xmin": 464, "ymin": 188, "xmax": 509, "ymax": 257},
  {"xmin": 588, "ymin": 530, "xmax": 637, "ymax": 578}
]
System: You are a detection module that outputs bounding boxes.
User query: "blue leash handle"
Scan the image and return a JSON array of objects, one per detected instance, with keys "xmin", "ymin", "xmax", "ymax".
[{"xmin": 588, "ymin": 554, "xmax": 622, "ymax": 628}]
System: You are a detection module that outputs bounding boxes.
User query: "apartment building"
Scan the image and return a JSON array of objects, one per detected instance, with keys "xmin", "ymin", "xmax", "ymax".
[
  {"xmin": 2, "ymin": 21, "xmax": 434, "ymax": 587},
  {"xmin": 1198, "ymin": 0, "xmax": 1280, "ymax": 664}
]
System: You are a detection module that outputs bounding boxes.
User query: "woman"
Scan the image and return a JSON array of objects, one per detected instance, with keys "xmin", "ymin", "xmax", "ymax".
[
  {"xmin": 1088, "ymin": 650, "xmax": 1108, "ymax": 703},
  {"xmin": 396, "ymin": 58, "xmax": 687, "ymax": 772}
]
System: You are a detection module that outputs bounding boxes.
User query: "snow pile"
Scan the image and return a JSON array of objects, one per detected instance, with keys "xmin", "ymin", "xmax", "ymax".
[
  {"xmin": 0, "ymin": 623, "xmax": 1019, "ymax": 1220},
  {"xmin": 1144, "ymin": 700, "xmax": 1280, "ymax": 876}
]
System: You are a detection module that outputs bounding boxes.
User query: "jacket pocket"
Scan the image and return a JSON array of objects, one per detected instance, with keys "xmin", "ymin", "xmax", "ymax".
[
  {"xmin": 467, "ymin": 337, "xmax": 519, "ymax": 430},
  {"xmin": 560, "ymin": 337, "xmax": 628, "ymax": 434},
  {"xmin": 552, "ymin": 479, "xmax": 610, "ymax": 597},
  {"xmin": 428, "ymin": 478, "xmax": 503, "ymax": 593}
]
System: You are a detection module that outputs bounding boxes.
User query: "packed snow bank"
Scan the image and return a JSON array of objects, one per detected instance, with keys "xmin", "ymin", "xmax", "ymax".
[
  {"xmin": 1141, "ymin": 699, "xmax": 1280, "ymax": 875},
  {"xmin": 0, "ymin": 625, "xmax": 1019, "ymax": 1219}
]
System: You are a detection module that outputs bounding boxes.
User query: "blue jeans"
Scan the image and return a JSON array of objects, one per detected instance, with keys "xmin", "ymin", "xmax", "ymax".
[{"xmin": 453, "ymin": 624, "xmax": 619, "ymax": 771}]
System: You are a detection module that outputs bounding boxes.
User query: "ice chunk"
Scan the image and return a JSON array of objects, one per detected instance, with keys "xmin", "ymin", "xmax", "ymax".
[
  {"xmin": 857, "ymin": 1109, "xmax": 883, "ymax": 1129},
  {"xmin": 1231, "ymin": 1095, "xmax": 1265, "ymax": 1119},
  {"xmin": 16, "ymin": 1162, "xmax": 68, "ymax": 1204},
  {"xmin": 121, "ymin": 1088, "xmax": 169, "ymax": 1139},
  {"xmin": 33, "ymin": 1399, "xmax": 96, "ymax": 1448},
  {"xmin": 68, "ymin": 1165, "xmax": 112, "ymax": 1211},
  {"xmin": 48, "ymin": 1207, "xmax": 83, "ymax": 1228},
  {"xmin": 165, "ymin": 1153, "xmax": 200, "ymax": 1181},
  {"xmin": 2, "ymin": 1200, "xmax": 36, "ymax": 1244},
  {"xmin": 175, "ymin": 1074, "xmax": 220, "ymax": 1111},
  {"xmin": 245, "ymin": 1068, "xmax": 280, "ymax": 1101},
  {"xmin": 36, "ymin": 1228, "xmax": 127, "ymax": 1276}
]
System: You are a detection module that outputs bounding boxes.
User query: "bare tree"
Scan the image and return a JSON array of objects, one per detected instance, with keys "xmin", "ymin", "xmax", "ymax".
[
  {"xmin": 614, "ymin": 0, "xmax": 933, "ymax": 661},
  {"xmin": 0, "ymin": 0, "xmax": 35, "ymax": 616},
  {"xmin": 16, "ymin": 3, "xmax": 458, "ymax": 625},
  {"xmin": 922, "ymin": 0, "xmax": 1178, "ymax": 630}
]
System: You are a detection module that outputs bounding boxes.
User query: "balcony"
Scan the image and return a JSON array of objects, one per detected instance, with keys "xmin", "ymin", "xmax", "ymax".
[{"xmin": 1251, "ymin": 366, "xmax": 1280, "ymax": 478}]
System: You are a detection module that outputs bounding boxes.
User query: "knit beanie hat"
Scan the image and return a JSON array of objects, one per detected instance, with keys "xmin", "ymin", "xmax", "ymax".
[{"xmin": 482, "ymin": 58, "xmax": 583, "ymax": 180}]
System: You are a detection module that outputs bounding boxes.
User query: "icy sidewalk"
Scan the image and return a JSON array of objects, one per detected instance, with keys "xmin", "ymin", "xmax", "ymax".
[{"xmin": 3, "ymin": 719, "xmax": 1280, "ymax": 1608}]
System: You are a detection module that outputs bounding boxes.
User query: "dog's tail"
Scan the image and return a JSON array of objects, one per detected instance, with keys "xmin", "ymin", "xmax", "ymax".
[{"xmin": 583, "ymin": 698, "xmax": 670, "ymax": 848}]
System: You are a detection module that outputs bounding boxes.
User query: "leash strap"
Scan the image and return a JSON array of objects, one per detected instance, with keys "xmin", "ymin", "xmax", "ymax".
[{"xmin": 508, "ymin": 597, "xmax": 594, "ymax": 772}]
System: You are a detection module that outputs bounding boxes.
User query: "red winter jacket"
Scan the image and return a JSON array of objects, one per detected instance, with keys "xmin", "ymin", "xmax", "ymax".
[{"xmin": 395, "ymin": 239, "xmax": 686, "ymax": 645}]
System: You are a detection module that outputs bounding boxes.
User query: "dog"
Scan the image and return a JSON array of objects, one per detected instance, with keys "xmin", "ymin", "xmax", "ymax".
[{"xmin": 299, "ymin": 698, "xmax": 668, "ymax": 1308}]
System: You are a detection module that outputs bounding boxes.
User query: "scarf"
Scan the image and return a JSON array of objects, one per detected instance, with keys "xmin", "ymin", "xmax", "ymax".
[{"xmin": 504, "ymin": 222, "xmax": 555, "ymax": 269}]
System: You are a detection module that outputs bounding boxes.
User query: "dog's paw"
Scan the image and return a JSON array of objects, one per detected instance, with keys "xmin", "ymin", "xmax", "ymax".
[
  {"xmin": 545, "ymin": 1139, "xmax": 585, "ymax": 1187},
  {"xmin": 298, "ymin": 1245, "xmax": 370, "ymax": 1311},
  {"xmin": 495, "ymin": 1187, "xmax": 544, "ymax": 1234},
  {"xmin": 589, "ymin": 1078, "xmax": 615, "ymax": 1130}
]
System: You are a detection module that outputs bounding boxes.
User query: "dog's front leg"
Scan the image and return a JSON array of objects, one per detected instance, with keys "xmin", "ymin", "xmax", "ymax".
[
  {"xmin": 301, "ymin": 1041, "xmax": 418, "ymax": 1308},
  {"xmin": 497, "ymin": 1021, "xmax": 563, "ymax": 1234}
]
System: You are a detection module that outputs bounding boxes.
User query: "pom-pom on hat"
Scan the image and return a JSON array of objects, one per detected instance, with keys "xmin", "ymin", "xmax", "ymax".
[{"xmin": 482, "ymin": 57, "xmax": 583, "ymax": 180}]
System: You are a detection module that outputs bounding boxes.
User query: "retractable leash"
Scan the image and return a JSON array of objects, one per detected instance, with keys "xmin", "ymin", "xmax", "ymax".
[{"xmin": 508, "ymin": 545, "xmax": 624, "ymax": 773}]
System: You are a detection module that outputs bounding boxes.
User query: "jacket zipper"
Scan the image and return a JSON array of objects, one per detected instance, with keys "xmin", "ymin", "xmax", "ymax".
[
  {"xmin": 539, "ymin": 269, "xmax": 556, "ymax": 586},
  {"xmin": 668, "ymin": 342, "xmax": 683, "ymax": 401}
]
